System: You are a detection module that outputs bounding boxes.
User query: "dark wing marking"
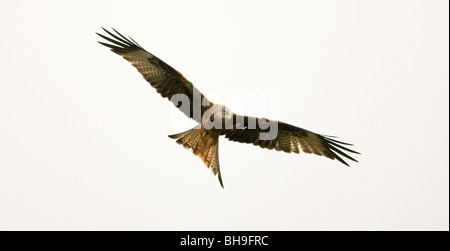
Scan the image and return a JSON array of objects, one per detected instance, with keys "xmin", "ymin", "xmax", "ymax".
[
  {"xmin": 96, "ymin": 28, "xmax": 212, "ymax": 122},
  {"xmin": 224, "ymin": 115, "xmax": 360, "ymax": 166}
]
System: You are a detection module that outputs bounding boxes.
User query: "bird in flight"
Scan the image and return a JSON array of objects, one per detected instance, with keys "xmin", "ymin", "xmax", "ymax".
[{"xmin": 96, "ymin": 28, "xmax": 359, "ymax": 188}]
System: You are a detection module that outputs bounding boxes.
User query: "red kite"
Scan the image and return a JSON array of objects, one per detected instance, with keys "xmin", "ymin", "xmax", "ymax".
[{"xmin": 97, "ymin": 28, "xmax": 359, "ymax": 188}]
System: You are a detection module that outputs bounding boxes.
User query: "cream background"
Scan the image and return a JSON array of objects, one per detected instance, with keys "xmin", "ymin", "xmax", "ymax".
[{"xmin": 0, "ymin": 0, "xmax": 448, "ymax": 230}]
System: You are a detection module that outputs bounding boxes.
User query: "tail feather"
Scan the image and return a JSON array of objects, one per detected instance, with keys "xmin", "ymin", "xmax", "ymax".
[{"xmin": 169, "ymin": 126, "xmax": 224, "ymax": 188}]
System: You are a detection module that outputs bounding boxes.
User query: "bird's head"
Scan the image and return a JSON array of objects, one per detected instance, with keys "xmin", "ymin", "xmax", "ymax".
[
  {"xmin": 222, "ymin": 105, "xmax": 233, "ymax": 120},
  {"xmin": 202, "ymin": 104, "xmax": 234, "ymax": 130}
]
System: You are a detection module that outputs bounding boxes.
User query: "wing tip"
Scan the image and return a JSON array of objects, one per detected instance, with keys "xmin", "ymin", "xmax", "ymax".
[
  {"xmin": 96, "ymin": 27, "xmax": 143, "ymax": 51},
  {"xmin": 321, "ymin": 135, "xmax": 360, "ymax": 166}
]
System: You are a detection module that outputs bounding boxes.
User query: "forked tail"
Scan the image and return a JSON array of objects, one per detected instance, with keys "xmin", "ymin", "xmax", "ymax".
[{"xmin": 168, "ymin": 125, "xmax": 223, "ymax": 188}]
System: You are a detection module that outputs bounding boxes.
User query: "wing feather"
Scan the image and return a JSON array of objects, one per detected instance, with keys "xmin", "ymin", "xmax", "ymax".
[
  {"xmin": 224, "ymin": 115, "xmax": 359, "ymax": 166},
  {"xmin": 96, "ymin": 28, "xmax": 212, "ymax": 122}
]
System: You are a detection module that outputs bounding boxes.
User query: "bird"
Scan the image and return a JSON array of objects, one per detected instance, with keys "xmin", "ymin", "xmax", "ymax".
[{"xmin": 96, "ymin": 28, "xmax": 360, "ymax": 188}]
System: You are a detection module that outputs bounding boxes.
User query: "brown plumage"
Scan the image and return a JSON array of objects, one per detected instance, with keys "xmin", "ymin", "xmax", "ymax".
[
  {"xmin": 97, "ymin": 28, "xmax": 360, "ymax": 188},
  {"xmin": 96, "ymin": 28, "xmax": 212, "ymax": 122}
]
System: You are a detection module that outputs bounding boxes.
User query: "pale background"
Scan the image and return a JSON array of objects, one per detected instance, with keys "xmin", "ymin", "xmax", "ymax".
[{"xmin": 0, "ymin": 0, "xmax": 448, "ymax": 230}]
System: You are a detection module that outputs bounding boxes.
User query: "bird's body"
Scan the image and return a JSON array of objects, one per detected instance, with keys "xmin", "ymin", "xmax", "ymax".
[{"xmin": 97, "ymin": 28, "xmax": 359, "ymax": 188}]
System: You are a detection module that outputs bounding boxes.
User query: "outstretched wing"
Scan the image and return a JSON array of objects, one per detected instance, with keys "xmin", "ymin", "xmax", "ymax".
[
  {"xmin": 96, "ymin": 28, "xmax": 212, "ymax": 122},
  {"xmin": 224, "ymin": 115, "xmax": 360, "ymax": 166}
]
